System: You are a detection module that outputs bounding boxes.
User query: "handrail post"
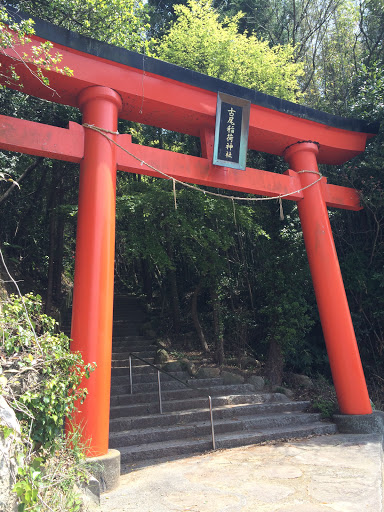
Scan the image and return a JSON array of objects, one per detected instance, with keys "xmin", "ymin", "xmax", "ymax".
[
  {"xmin": 209, "ymin": 395, "xmax": 216, "ymax": 450},
  {"xmin": 158, "ymin": 370, "xmax": 163, "ymax": 414},
  {"xmin": 129, "ymin": 355, "xmax": 133, "ymax": 395}
]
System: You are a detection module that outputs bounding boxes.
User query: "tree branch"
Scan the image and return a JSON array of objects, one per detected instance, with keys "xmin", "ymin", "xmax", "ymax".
[{"xmin": 0, "ymin": 157, "xmax": 43, "ymax": 205}]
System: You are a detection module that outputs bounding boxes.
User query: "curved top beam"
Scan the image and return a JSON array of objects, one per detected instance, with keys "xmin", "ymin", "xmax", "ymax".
[{"xmin": 1, "ymin": 12, "xmax": 379, "ymax": 164}]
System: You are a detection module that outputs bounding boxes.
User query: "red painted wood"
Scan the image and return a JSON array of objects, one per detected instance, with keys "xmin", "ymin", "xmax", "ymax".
[
  {"xmin": 285, "ymin": 142, "xmax": 371, "ymax": 415},
  {"xmin": 0, "ymin": 116, "xmax": 83, "ymax": 161},
  {"xmin": 115, "ymin": 135, "xmax": 362, "ymax": 210},
  {"xmin": 70, "ymin": 86, "xmax": 122, "ymax": 456},
  {"xmin": 0, "ymin": 34, "xmax": 374, "ymax": 164},
  {"xmin": 0, "ymin": 115, "xmax": 362, "ymax": 210}
]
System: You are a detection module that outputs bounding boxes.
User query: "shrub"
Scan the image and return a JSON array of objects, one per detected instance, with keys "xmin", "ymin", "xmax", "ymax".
[{"xmin": 0, "ymin": 292, "xmax": 95, "ymax": 510}]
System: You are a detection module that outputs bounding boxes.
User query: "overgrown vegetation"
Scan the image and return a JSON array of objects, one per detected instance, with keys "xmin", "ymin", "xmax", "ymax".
[
  {"xmin": 0, "ymin": 0, "xmax": 383, "ymax": 416},
  {"xmin": 0, "ymin": 4, "xmax": 73, "ymax": 89},
  {"xmin": 152, "ymin": 0, "xmax": 304, "ymax": 100},
  {"xmin": 0, "ymin": 292, "xmax": 95, "ymax": 511}
]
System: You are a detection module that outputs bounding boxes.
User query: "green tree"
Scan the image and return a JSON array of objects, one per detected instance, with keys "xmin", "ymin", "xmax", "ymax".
[
  {"xmin": 357, "ymin": 0, "xmax": 384, "ymax": 66},
  {"xmin": 153, "ymin": 0, "xmax": 304, "ymax": 101},
  {"xmin": 0, "ymin": 0, "xmax": 150, "ymax": 313},
  {"xmin": 7, "ymin": 0, "xmax": 150, "ymax": 52},
  {"xmin": 0, "ymin": 5, "xmax": 72, "ymax": 88}
]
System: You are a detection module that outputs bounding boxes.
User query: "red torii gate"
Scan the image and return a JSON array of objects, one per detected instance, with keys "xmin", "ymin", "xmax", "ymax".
[{"xmin": 0, "ymin": 16, "xmax": 378, "ymax": 458}]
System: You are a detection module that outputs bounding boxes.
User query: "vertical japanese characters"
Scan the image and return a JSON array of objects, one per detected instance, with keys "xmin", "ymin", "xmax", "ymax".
[{"xmin": 226, "ymin": 107, "xmax": 236, "ymax": 159}]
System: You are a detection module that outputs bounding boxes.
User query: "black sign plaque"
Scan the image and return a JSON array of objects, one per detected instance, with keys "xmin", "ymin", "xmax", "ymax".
[{"xmin": 213, "ymin": 93, "xmax": 251, "ymax": 170}]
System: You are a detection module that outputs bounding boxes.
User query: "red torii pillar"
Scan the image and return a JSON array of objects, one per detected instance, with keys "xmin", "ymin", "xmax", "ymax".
[
  {"xmin": 70, "ymin": 86, "xmax": 122, "ymax": 456},
  {"xmin": 285, "ymin": 142, "xmax": 371, "ymax": 414}
]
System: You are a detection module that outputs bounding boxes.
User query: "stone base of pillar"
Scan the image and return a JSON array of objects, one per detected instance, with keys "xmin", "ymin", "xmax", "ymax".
[
  {"xmin": 87, "ymin": 449, "xmax": 121, "ymax": 493},
  {"xmin": 334, "ymin": 411, "xmax": 384, "ymax": 434}
]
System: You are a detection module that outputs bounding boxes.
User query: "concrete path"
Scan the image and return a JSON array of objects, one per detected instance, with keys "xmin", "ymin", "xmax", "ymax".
[{"xmin": 100, "ymin": 434, "xmax": 383, "ymax": 512}]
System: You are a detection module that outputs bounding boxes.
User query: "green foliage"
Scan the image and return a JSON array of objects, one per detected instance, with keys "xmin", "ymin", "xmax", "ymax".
[
  {"xmin": 13, "ymin": 457, "xmax": 42, "ymax": 511},
  {"xmin": 249, "ymin": 205, "xmax": 317, "ymax": 372},
  {"xmin": 305, "ymin": 1, "xmax": 362, "ymax": 114},
  {"xmin": 12, "ymin": 429, "xmax": 91, "ymax": 512},
  {"xmin": 1, "ymin": 292, "xmax": 95, "ymax": 510},
  {"xmin": 0, "ymin": 6, "xmax": 34, "ymax": 87},
  {"xmin": 1, "ymin": 293, "xmax": 95, "ymax": 444},
  {"xmin": 312, "ymin": 398, "xmax": 338, "ymax": 419},
  {"xmin": 358, "ymin": 0, "xmax": 384, "ymax": 67},
  {"xmin": 154, "ymin": 0, "xmax": 304, "ymax": 101},
  {"xmin": 10, "ymin": 0, "xmax": 150, "ymax": 53},
  {"xmin": 351, "ymin": 65, "xmax": 384, "ymax": 121},
  {"xmin": 0, "ymin": 6, "xmax": 72, "ymax": 88}
]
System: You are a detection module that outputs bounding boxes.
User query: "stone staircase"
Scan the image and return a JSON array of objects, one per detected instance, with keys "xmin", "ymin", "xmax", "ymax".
[{"xmin": 110, "ymin": 295, "xmax": 337, "ymax": 466}]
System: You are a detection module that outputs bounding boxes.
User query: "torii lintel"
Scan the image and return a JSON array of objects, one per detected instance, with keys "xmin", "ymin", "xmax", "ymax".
[
  {"xmin": 0, "ymin": 14, "xmax": 378, "ymax": 165},
  {"xmin": 0, "ymin": 115, "xmax": 362, "ymax": 210}
]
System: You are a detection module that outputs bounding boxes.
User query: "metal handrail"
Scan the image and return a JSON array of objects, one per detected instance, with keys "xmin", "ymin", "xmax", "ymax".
[
  {"xmin": 128, "ymin": 352, "xmax": 216, "ymax": 450},
  {"xmin": 129, "ymin": 352, "xmax": 193, "ymax": 388}
]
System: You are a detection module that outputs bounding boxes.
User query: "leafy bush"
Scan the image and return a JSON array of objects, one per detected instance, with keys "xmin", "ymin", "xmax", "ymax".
[
  {"xmin": 1, "ymin": 293, "xmax": 94, "ymax": 443},
  {"xmin": 12, "ymin": 429, "xmax": 91, "ymax": 512},
  {"xmin": 0, "ymin": 292, "xmax": 95, "ymax": 510},
  {"xmin": 312, "ymin": 398, "xmax": 338, "ymax": 419}
]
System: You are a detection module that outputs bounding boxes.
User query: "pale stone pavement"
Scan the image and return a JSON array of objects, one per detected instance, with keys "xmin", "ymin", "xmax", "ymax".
[{"xmin": 100, "ymin": 434, "xmax": 383, "ymax": 512}]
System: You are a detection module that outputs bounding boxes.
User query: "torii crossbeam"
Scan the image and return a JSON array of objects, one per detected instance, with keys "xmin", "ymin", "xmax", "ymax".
[{"xmin": 0, "ymin": 15, "xmax": 379, "ymax": 458}]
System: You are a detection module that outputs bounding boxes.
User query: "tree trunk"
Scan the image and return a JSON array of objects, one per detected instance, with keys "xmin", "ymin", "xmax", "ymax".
[
  {"xmin": 211, "ymin": 287, "xmax": 224, "ymax": 365},
  {"xmin": 53, "ymin": 186, "xmax": 65, "ymax": 306},
  {"xmin": 0, "ymin": 157, "xmax": 43, "ymax": 205},
  {"xmin": 141, "ymin": 257, "xmax": 153, "ymax": 302},
  {"xmin": 14, "ymin": 166, "xmax": 48, "ymax": 242},
  {"xmin": 265, "ymin": 337, "xmax": 284, "ymax": 387},
  {"xmin": 52, "ymin": 210, "xmax": 65, "ymax": 306},
  {"xmin": 191, "ymin": 282, "xmax": 209, "ymax": 352},
  {"xmin": 45, "ymin": 173, "xmax": 59, "ymax": 315},
  {"xmin": 164, "ymin": 225, "xmax": 181, "ymax": 333}
]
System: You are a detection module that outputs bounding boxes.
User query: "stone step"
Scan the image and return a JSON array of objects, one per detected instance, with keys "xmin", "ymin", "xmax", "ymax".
[
  {"xmin": 112, "ymin": 343, "xmax": 157, "ymax": 353},
  {"xmin": 113, "ymin": 322, "xmax": 146, "ymax": 330},
  {"xmin": 112, "ymin": 364, "xmax": 161, "ymax": 376},
  {"xmin": 108, "ymin": 295, "xmax": 338, "ymax": 468},
  {"xmin": 117, "ymin": 422, "xmax": 337, "ymax": 464},
  {"xmin": 112, "ymin": 359, "xmax": 157, "ymax": 367},
  {"xmin": 109, "ymin": 412, "xmax": 322, "ymax": 449},
  {"xmin": 109, "ymin": 393, "xmax": 291, "ymax": 419},
  {"xmin": 110, "ymin": 416, "xmax": 240, "ymax": 449},
  {"xmin": 113, "ymin": 299, "xmax": 146, "ymax": 311},
  {"xmin": 112, "ymin": 364, "xmax": 186, "ymax": 377},
  {"xmin": 113, "ymin": 326, "xmax": 142, "ymax": 336},
  {"xmin": 113, "ymin": 316, "xmax": 145, "ymax": 324},
  {"xmin": 111, "ymin": 371, "xmax": 188, "ymax": 386},
  {"xmin": 113, "ymin": 315, "xmax": 147, "ymax": 324},
  {"xmin": 112, "ymin": 336, "xmax": 153, "ymax": 343},
  {"xmin": 110, "ymin": 377, "xmax": 225, "ymax": 395},
  {"xmin": 112, "ymin": 345, "xmax": 156, "ymax": 354},
  {"xmin": 109, "ymin": 400, "xmax": 311, "ymax": 432},
  {"xmin": 112, "ymin": 358, "xmax": 155, "ymax": 368},
  {"xmin": 217, "ymin": 422, "xmax": 338, "ymax": 450},
  {"xmin": 113, "ymin": 306, "xmax": 148, "ymax": 323},
  {"xmin": 112, "ymin": 346, "xmax": 156, "ymax": 354},
  {"xmin": 112, "ymin": 350, "xmax": 156, "ymax": 360},
  {"xmin": 110, "ymin": 384, "xmax": 256, "ymax": 407}
]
